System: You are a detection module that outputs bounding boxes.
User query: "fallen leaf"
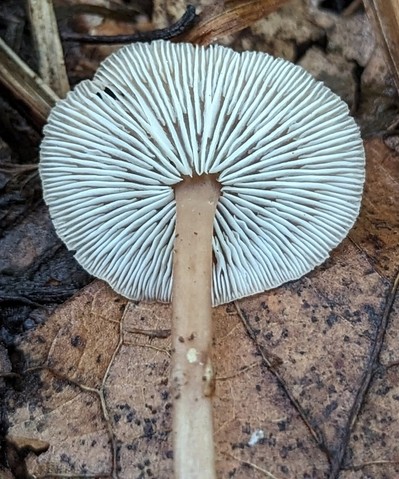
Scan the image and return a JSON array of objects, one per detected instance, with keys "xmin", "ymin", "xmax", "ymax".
[
  {"xmin": 5, "ymin": 139, "xmax": 399, "ymax": 478},
  {"xmin": 363, "ymin": 0, "xmax": 399, "ymax": 92},
  {"xmin": 178, "ymin": 0, "xmax": 290, "ymax": 45},
  {"xmin": 350, "ymin": 138, "xmax": 399, "ymax": 280}
]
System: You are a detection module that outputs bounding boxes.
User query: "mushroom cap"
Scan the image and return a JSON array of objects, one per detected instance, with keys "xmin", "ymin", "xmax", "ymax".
[{"xmin": 40, "ymin": 40, "xmax": 365, "ymax": 306}]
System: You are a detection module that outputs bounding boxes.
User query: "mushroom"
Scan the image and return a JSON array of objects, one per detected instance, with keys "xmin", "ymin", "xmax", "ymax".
[{"xmin": 39, "ymin": 40, "xmax": 365, "ymax": 479}]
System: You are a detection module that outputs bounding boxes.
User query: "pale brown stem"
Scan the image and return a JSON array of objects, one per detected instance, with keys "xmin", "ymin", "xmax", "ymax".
[{"xmin": 172, "ymin": 174, "xmax": 220, "ymax": 479}]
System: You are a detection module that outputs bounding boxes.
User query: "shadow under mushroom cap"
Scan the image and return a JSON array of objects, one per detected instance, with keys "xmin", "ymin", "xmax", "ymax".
[{"xmin": 40, "ymin": 40, "xmax": 365, "ymax": 306}]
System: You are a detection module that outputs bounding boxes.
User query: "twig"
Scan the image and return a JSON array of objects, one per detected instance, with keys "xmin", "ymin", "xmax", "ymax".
[
  {"xmin": 234, "ymin": 302, "xmax": 331, "ymax": 460},
  {"xmin": 61, "ymin": 5, "xmax": 197, "ymax": 44},
  {"xmin": 216, "ymin": 361, "xmax": 260, "ymax": 381},
  {"xmin": 343, "ymin": 459, "xmax": 399, "ymax": 471},
  {"xmin": 328, "ymin": 270, "xmax": 399, "ymax": 479},
  {"xmin": 27, "ymin": 0, "xmax": 69, "ymax": 97},
  {"xmin": 222, "ymin": 451, "xmax": 282, "ymax": 479},
  {"xmin": 342, "ymin": 0, "xmax": 363, "ymax": 16},
  {"xmin": 124, "ymin": 327, "xmax": 171, "ymax": 339},
  {"xmin": 0, "ymin": 38, "xmax": 59, "ymax": 127},
  {"xmin": 35, "ymin": 474, "xmax": 110, "ymax": 478},
  {"xmin": 0, "ymin": 372, "xmax": 20, "ymax": 379},
  {"xmin": 0, "ymin": 286, "xmax": 81, "ymax": 305},
  {"xmin": 124, "ymin": 342, "xmax": 171, "ymax": 357}
]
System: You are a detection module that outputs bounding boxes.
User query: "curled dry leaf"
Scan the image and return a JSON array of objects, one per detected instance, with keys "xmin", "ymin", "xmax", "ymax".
[
  {"xmin": 178, "ymin": 0, "xmax": 291, "ymax": 45},
  {"xmin": 5, "ymin": 139, "xmax": 399, "ymax": 478},
  {"xmin": 363, "ymin": 0, "xmax": 399, "ymax": 92},
  {"xmin": 350, "ymin": 138, "xmax": 399, "ymax": 280}
]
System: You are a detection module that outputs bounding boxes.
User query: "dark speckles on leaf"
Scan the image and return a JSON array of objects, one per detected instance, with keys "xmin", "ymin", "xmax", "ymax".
[
  {"xmin": 326, "ymin": 313, "xmax": 339, "ymax": 328},
  {"xmin": 281, "ymin": 328, "xmax": 289, "ymax": 338},
  {"xmin": 363, "ymin": 303, "xmax": 380, "ymax": 326},
  {"xmin": 143, "ymin": 419, "xmax": 154, "ymax": 437},
  {"xmin": 160, "ymin": 390, "xmax": 169, "ymax": 401},
  {"xmin": 114, "ymin": 413, "xmax": 121, "ymax": 423},
  {"xmin": 323, "ymin": 400, "xmax": 338, "ymax": 418},
  {"xmin": 71, "ymin": 335, "xmax": 84, "ymax": 348},
  {"xmin": 36, "ymin": 420, "xmax": 46, "ymax": 433},
  {"xmin": 277, "ymin": 420, "xmax": 287, "ymax": 431},
  {"xmin": 279, "ymin": 444, "xmax": 293, "ymax": 459},
  {"xmin": 231, "ymin": 442, "xmax": 246, "ymax": 450},
  {"xmin": 376, "ymin": 383, "xmax": 391, "ymax": 396},
  {"xmin": 328, "ymin": 384, "xmax": 337, "ymax": 394},
  {"xmin": 60, "ymin": 453, "xmax": 72, "ymax": 465},
  {"xmin": 241, "ymin": 423, "xmax": 250, "ymax": 434},
  {"xmin": 280, "ymin": 465, "xmax": 289, "ymax": 475},
  {"xmin": 265, "ymin": 331, "xmax": 273, "ymax": 341}
]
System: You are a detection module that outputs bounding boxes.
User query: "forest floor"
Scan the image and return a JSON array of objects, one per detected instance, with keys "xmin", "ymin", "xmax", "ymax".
[{"xmin": 1, "ymin": 1, "xmax": 399, "ymax": 478}]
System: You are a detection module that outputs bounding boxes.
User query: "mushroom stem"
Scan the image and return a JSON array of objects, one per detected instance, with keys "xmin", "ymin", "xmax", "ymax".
[{"xmin": 172, "ymin": 174, "xmax": 220, "ymax": 479}]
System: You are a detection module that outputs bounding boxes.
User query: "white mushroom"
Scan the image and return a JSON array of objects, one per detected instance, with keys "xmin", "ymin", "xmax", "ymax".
[{"xmin": 40, "ymin": 40, "xmax": 365, "ymax": 479}]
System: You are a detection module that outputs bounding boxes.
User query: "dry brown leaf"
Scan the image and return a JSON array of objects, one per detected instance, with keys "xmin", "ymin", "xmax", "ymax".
[
  {"xmin": 363, "ymin": 0, "xmax": 399, "ymax": 93},
  {"xmin": 350, "ymin": 138, "xmax": 399, "ymax": 280},
  {"xmin": 5, "ymin": 138, "xmax": 399, "ymax": 478},
  {"xmin": 178, "ymin": 0, "xmax": 290, "ymax": 45}
]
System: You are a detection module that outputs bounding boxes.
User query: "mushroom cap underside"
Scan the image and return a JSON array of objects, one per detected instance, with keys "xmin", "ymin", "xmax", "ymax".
[{"xmin": 40, "ymin": 40, "xmax": 365, "ymax": 306}]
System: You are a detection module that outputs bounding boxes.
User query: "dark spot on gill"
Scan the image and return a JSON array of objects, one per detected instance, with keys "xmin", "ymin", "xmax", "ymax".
[{"xmin": 104, "ymin": 87, "xmax": 118, "ymax": 100}]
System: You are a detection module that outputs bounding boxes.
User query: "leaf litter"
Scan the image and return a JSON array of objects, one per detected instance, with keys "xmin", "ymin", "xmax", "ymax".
[{"xmin": 2, "ymin": 1, "xmax": 399, "ymax": 478}]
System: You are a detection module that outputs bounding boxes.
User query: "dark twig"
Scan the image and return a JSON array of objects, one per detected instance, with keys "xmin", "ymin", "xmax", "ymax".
[
  {"xmin": 234, "ymin": 301, "xmax": 331, "ymax": 461},
  {"xmin": 342, "ymin": 0, "xmax": 363, "ymax": 16},
  {"xmin": 328, "ymin": 270, "xmax": 399, "ymax": 479},
  {"xmin": 0, "ymin": 287, "xmax": 80, "ymax": 305},
  {"xmin": 61, "ymin": 5, "xmax": 197, "ymax": 44},
  {"xmin": 125, "ymin": 327, "xmax": 171, "ymax": 339},
  {"xmin": 342, "ymin": 459, "xmax": 399, "ymax": 471}
]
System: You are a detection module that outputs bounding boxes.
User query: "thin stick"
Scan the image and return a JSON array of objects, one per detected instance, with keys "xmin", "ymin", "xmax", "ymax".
[
  {"xmin": 0, "ymin": 38, "xmax": 58, "ymax": 127},
  {"xmin": 61, "ymin": 5, "xmax": 197, "ymax": 44},
  {"xmin": 172, "ymin": 175, "xmax": 220, "ymax": 479},
  {"xmin": 27, "ymin": 0, "xmax": 69, "ymax": 97}
]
